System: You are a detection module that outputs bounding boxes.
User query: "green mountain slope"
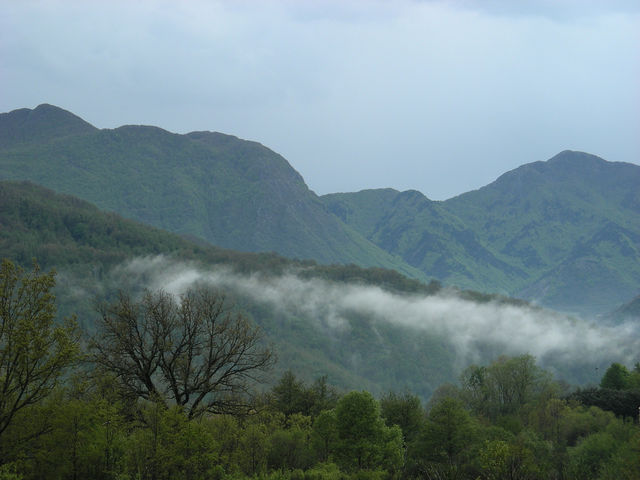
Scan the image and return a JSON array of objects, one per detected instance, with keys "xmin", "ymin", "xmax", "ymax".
[
  {"xmin": 0, "ymin": 104, "xmax": 424, "ymax": 280},
  {"xmin": 323, "ymin": 189, "xmax": 526, "ymax": 292},
  {"xmin": 607, "ymin": 293, "xmax": 640, "ymax": 322},
  {"xmin": 0, "ymin": 103, "xmax": 97, "ymax": 148},
  {"xmin": 2, "ymin": 104, "xmax": 636, "ymax": 315},
  {"xmin": 444, "ymin": 151, "xmax": 640, "ymax": 313},
  {"xmin": 0, "ymin": 180, "xmax": 448, "ymax": 396},
  {"xmin": 0, "ymin": 180, "xmax": 620, "ymax": 393},
  {"xmin": 323, "ymin": 151, "xmax": 640, "ymax": 314}
]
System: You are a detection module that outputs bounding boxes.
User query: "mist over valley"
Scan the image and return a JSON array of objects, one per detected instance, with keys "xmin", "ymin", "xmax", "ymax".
[{"xmin": 2, "ymin": 2, "xmax": 640, "ymax": 477}]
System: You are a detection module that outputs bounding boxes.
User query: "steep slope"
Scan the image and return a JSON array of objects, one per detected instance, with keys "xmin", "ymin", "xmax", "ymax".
[
  {"xmin": 323, "ymin": 189, "xmax": 526, "ymax": 292},
  {"xmin": 443, "ymin": 151, "xmax": 640, "ymax": 313},
  {"xmin": 0, "ymin": 105, "xmax": 424, "ymax": 279},
  {"xmin": 324, "ymin": 152, "xmax": 640, "ymax": 314},
  {"xmin": 0, "ymin": 103, "xmax": 97, "ymax": 148},
  {"xmin": 607, "ymin": 293, "xmax": 640, "ymax": 323}
]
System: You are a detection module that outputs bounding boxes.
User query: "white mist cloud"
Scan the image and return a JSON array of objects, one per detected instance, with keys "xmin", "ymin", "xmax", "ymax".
[{"xmin": 111, "ymin": 256, "xmax": 640, "ymax": 371}]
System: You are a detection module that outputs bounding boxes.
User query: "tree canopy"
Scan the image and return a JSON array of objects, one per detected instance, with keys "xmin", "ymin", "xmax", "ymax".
[{"xmin": 0, "ymin": 260, "xmax": 79, "ymax": 451}]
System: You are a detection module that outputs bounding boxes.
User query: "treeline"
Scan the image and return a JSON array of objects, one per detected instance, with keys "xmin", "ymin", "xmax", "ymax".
[{"xmin": 1, "ymin": 260, "xmax": 639, "ymax": 480}]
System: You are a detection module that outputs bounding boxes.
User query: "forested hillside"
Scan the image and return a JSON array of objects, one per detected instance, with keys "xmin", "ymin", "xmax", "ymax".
[
  {"xmin": 324, "ymin": 152, "xmax": 640, "ymax": 315},
  {"xmin": 2, "ymin": 263, "xmax": 639, "ymax": 480},
  {"xmin": 0, "ymin": 104, "xmax": 424, "ymax": 280},
  {"xmin": 3, "ymin": 180, "xmax": 628, "ymax": 398},
  {"xmin": 0, "ymin": 180, "xmax": 452, "ymax": 396},
  {"xmin": 1, "ymin": 104, "xmax": 638, "ymax": 315},
  {"xmin": 322, "ymin": 189, "xmax": 527, "ymax": 294},
  {"xmin": 444, "ymin": 151, "xmax": 640, "ymax": 314}
]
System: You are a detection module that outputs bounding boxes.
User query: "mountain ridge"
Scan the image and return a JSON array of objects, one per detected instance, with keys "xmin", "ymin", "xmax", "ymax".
[
  {"xmin": 1, "ymin": 104, "xmax": 638, "ymax": 314},
  {"xmin": 0, "ymin": 104, "xmax": 426, "ymax": 281}
]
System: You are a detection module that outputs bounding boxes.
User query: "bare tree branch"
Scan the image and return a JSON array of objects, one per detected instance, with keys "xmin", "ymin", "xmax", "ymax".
[{"xmin": 91, "ymin": 286, "xmax": 273, "ymax": 418}]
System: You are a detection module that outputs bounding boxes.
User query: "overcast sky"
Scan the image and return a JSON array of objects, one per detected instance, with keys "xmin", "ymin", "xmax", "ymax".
[{"xmin": 2, "ymin": 0, "xmax": 639, "ymax": 200}]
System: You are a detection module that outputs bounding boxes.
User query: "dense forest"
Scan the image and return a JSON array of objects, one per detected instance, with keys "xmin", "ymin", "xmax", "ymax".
[{"xmin": 1, "ymin": 260, "xmax": 638, "ymax": 480}]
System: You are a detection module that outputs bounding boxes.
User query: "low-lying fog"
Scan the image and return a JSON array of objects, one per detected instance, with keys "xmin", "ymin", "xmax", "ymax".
[{"xmin": 104, "ymin": 256, "xmax": 639, "ymax": 375}]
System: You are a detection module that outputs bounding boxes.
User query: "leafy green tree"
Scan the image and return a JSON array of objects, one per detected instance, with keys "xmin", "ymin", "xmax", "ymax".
[
  {"xmin": 0, "ymin": 259, "xmax": 79, "ymax": 455},
  {"xmin": 567, "ymin": 388, "xmax": 640, "ymax": 420},
  {"xmin": 566, "ymin": 431, "xmax": 618, "ymax": 479},
  {"xmin": 380, "ymin": 391, "xmax": 424, "ymax": 444},
  {"xmin": 460, "ymin": 355, "xmax": 551, "ymax": 420},
  {"xmin": 311, "ymin": 410, "xmax": 338, "ymax": 463},
  {"xmin": 309, "ymin": 375, "xmax": 339, "ymax": 417},
  {"xmin": 596, "ymin": 428, "xmax": 640, "ymax": 480},
  {"xmin": 206, "ymin": 414, "xmax": 240, "ymax": 473},
  {"xmin": 333, "ymin": 391, "xmax": 403, "ymax": 472},
  {"xmin": 238, "ymin": 422, "xmax": 269, "ymax": 476},
  {"xmin": 408, "ymin": 397, "xmax": 476, "ymax": 479},
  {"xmin": 271, "ymin": 370, "xmax": 309, "ymax": 418},
  {"xmin": 600, "ymin": 363, "xmax": 631, "ymax": 390},
  {"xmin": 267, "ymin": 415, "xmax": 314, "ymax": 472},
  {"xmin": 21, "ymin": 392, "xmax": 127, "ymax": 480},
  {"xmin": 565, "ymin": 418, "xmax": 638, "ymax": 480},
  {"xmin": 477, "ymin": 436, "xmax": 545, "ymax": 480}
]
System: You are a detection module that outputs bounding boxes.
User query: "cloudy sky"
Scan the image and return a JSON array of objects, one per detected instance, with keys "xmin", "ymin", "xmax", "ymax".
[{"xmin": 2, "ymin": 0, "xmax": 639, "ymax": 200}]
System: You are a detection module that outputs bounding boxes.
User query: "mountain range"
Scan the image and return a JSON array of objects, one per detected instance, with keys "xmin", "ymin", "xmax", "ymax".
[
  {"xmin": 324, "ymin": 152, "xmax": 640, "ymax": 314},
  {"xmin": 1, "ymin": 104, "xmax": 638, "ymax": 315}
]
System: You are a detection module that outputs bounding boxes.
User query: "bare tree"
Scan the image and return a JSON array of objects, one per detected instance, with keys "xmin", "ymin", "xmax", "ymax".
[{"xmin": 91, "ymin": 287, "xmax": 273, "ymax": 419}]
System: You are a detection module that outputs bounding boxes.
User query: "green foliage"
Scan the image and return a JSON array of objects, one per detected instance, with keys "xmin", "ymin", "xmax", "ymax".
[
  {"xmin": 270, "ymin": 371, "xmax": 339, "ymax": 420},
  {"xmin": 324, "ymin": 151, "xmax": 640, "ymax": 314},
  {"xmin": 333, "ymin": 391, "xmax": 403, "ymax": 472},
  {"xmin": 238, "ymin": 421, "xmax": 269, "ymax": 475},
  {"xmin": 122, "ymin": 403, "xmax": 218, "ymax": 480},
  {"xmin": 304, "ymin": 462, "xmax": 346, "ymax": 480},
  {"xmin": 379, "ymin": 391, "xmax": 424, "ymax": 444},
  {"xmin": 272, "ymin": 371, "xmax": 312, "ymax": 418},
  {"xmin": 0, "ymin": 105, "xmax": 427, "ymax": 280},
  {"xmin": 477, "ymin": 433, "xmax": 549, "ymax": 480},
  {"xmin": 564, "ymin": 420, "xmax": 639, "ymax": 480},
  {"xmin": 568, "ymin": 387, "xmax": 640, "ymax": 421},
  {"xmin": 460, "ymin": 354, "xmax": 552, "ymax": 420},
  {"xmin": 600, "ymin": 363, "xmax": 632, "ymax": 390},
  {"xmin": 311, "ymin": 410, "xmax": 338, "ymax": 464},
  {"xmin": 0, "ymin": 259, "xmax": 80, "ymax": 450},
  {"xmin": 1, "ymin": 343, "xmax": 639, "ymax": 480},
  {"xmin": 408, "ymin": 397, "xmax": 476, "ymax": 477},
  {"xmin": 0, "ymin": 464, "xmax": 21, "ymax": 480},
  {"xmin": 267, "ymin": 421, "xmax": 314, "ymax": 472}
]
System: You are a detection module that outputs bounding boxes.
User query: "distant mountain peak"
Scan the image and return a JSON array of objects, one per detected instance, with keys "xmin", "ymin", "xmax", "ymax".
[
  {"xmin": 31, "ymin": 104, "xmax": 96, "ymax": 129},
  {"xmin": 0, "ymin": 103, "xmax": 97, "ymax": 148},
  {"xmin": 547, "ymin": 150, "xmax": 607, "ymax": 166}
]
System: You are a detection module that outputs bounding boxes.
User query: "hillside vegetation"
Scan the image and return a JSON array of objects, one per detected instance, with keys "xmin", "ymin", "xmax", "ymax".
[
  {"xmin": 0, "ymin": 104, "xmax": 424, "ymax": 280},
  {"xmin": 1, "ymin": 104, "xmax": 638, "ymax": 315},
  {"xmin": 0, "ymin": 180, "xmax": 452, "ymax": 397},
  {"xmin": 324, "ymin": 152, "xmax": 640, "ymax": 314},
  {"xmin": 3, "ymin": 180, "xmax": 613, "ymax": 400}
]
